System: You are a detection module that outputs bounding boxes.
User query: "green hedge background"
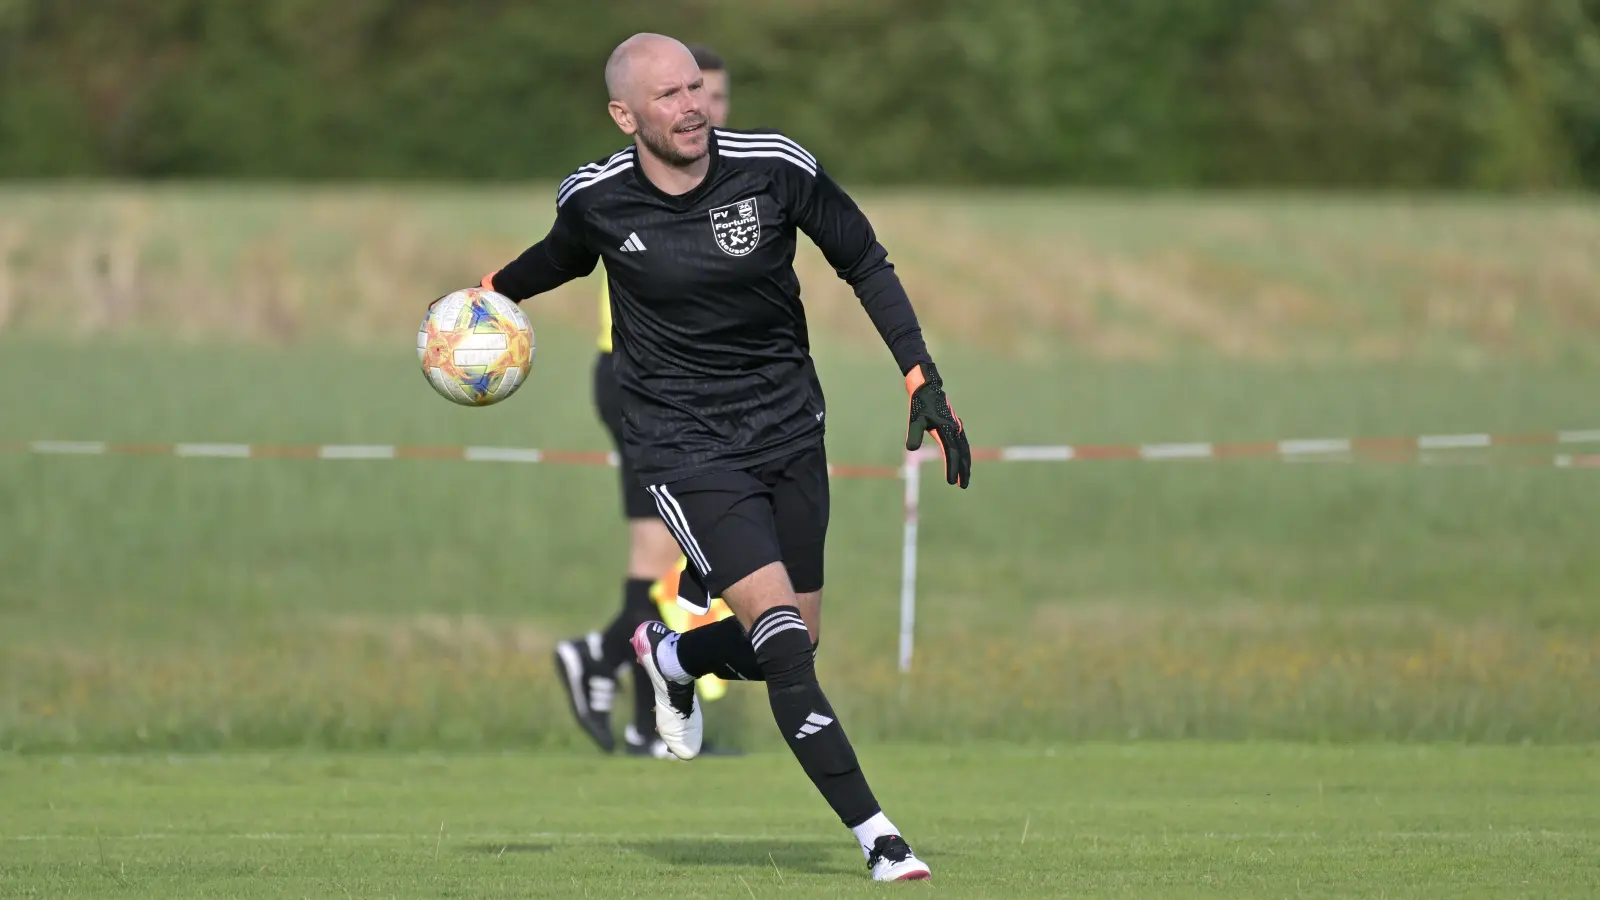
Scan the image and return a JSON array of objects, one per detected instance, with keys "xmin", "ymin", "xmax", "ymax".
[{"xmin": 2, "ymin": 0, "xmax": 1598, "ymax": 187}]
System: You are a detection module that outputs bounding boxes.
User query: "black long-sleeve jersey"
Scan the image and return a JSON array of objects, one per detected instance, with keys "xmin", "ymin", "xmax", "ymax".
[{"xmin": 488, "ymin": 127, "xmax": 932, "ymax": 483}]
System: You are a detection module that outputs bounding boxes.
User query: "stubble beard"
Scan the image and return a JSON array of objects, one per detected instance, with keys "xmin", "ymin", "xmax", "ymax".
[{"xmin": 638, "ymin": 116, "xmax": 708, "ymax": 168}]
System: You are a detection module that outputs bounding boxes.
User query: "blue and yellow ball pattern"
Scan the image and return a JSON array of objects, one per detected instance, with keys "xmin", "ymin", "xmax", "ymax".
[{"xmin": 417, "ymin": 288, "xmax": 535, "ymax": 406}]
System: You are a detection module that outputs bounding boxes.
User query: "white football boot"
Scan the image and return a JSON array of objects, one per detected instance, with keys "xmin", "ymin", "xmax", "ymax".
[{"xmin": 630, "ymin": 622, "xmax": 702, "ymax": 760}]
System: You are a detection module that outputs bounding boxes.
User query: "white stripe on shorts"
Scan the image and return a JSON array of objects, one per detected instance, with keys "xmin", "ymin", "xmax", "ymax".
[{"xmin": 647, "ymin": 485, "xmax": 712, "ymax": 577}]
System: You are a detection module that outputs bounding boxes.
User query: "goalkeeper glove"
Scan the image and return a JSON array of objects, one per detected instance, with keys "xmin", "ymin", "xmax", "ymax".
[{"xmin": 905, "ymin": 362, "xmax": 971, "ymax": 488}]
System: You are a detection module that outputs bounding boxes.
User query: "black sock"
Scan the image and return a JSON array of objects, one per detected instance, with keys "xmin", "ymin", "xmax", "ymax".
[
  {"xmin": 675, "ymin": 615, "xmax": 765, "ymax": 682},
  {"xmin": 601, "ymin": 578, "xmax": 658, "ymax": 670},
  {"xmin": 752, "ymin": 605, "xmax": 879, "ymax": 828}
]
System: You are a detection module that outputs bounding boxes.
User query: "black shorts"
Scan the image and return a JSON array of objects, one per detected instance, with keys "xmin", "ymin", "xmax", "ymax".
[
  {"xmin": 646, "ymin": 442, "xmax": 830, "ymax": 604},
  {"xmin": 592, "ymin": 350, "xmax": 657, "ymax": 520}
]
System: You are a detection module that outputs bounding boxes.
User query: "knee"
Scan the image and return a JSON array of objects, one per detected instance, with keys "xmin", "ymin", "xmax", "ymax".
[{"xmin": 751, "ymin": 607, "xmax": 815, "ymax": 689}]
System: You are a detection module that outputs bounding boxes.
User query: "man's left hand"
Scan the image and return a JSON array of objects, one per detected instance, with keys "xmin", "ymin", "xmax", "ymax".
[{"xmin": 905, "ymin": 362, "xmax": 971, "ymax": 489}]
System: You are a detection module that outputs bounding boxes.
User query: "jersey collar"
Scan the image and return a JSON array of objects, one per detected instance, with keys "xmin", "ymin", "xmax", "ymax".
[{"xmin": 629, "ymin": 129, "xmax": 722, "ymax": 210}]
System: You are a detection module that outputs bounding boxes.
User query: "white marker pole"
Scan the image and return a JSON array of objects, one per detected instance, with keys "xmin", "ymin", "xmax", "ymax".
[{"xmin": 898, "ymin": 449, "xmax": 923, "ymax": 674}]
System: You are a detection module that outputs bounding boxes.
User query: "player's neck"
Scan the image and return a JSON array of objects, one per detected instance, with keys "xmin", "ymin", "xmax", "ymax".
[{"xmin": 635, "ymin": 143, "xmax": 710, "ymax": 196}]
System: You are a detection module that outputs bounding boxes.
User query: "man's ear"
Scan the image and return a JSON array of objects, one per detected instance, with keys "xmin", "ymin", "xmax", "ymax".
[{"xmin": 608, "ymin": 100, "xmax": 637, "ymax": 136}]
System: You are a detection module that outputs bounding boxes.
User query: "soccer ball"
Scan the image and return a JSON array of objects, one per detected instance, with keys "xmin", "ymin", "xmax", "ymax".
[{"xmin": 417, "ymin": 288, "xmax": 534, "ymax": 406}]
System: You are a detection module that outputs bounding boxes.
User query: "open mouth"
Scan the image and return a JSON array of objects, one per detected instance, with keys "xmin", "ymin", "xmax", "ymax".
[{"xmin": 676, "ymin": 120, "xmax": 706, "ymax": 136}]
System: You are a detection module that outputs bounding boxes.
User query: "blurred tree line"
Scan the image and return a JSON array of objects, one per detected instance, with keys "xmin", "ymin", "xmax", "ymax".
[{"xmin": 2, "ymin": 0, "xmax": 1597, "ymax": 188}]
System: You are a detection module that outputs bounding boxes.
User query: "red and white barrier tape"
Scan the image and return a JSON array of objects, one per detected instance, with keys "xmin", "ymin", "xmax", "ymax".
[
  {"xmin": 6, "ymin": 428, "xmax": 1600, "ymax": 477},
  {"xmin": 969, "ymin": 428, "xmax": 1600, "ymax": 466}
]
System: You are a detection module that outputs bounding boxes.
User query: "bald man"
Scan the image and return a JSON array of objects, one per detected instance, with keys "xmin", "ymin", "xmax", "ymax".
[
  {"xmin": 554, "ymin": 43, "xmax": 736, "ymax": 763},
  {"xmin": 478, "ymin": 33, "xmax": 968, "ymax": 882}
]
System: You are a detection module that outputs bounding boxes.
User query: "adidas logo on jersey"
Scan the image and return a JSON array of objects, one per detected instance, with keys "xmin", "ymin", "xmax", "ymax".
[{"xmin": 620, "ymin": 232, "xmax": 647, "ymax": 252}]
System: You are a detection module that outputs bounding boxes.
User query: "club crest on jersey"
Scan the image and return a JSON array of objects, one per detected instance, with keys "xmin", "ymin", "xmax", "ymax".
[{"xmin": 709, "ymin": 198, "xmax": 760, "ymax": 256}]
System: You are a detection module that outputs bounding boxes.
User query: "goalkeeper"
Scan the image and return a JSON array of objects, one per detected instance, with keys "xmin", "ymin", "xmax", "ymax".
[{"xmin": 483, "ymin": 32, "xmax": 970, "ymax": 878}]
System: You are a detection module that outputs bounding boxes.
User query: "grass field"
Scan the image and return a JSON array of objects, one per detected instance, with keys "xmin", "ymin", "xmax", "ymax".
[
  {"xmin": 2, "ymin": 185, "xmax": 1598, "ymax": 892},
  {"xmin": 5, "ymin": 744, "xmax": 1598, "ymax": 898}
]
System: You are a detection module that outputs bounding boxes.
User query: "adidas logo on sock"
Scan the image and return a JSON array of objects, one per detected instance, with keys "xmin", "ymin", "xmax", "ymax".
[
  {"xmin": 794, "ymin": 711, "xmax": 834, "ymax": 740},
  {"xmin": 620, "ymin": 232, "xmax": 646, "ymax": 252}
]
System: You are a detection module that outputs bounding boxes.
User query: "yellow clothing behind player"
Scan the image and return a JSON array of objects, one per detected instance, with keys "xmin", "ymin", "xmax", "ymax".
[{"xmin": 598, "ymin": 271, "xmax": 614, "ymax": 353}]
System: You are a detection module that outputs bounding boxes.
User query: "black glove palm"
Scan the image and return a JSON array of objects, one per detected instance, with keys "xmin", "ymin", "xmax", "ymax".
[{"xmin": 905, "ymin": 363, "xmax": 971, "ymax": 488}]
